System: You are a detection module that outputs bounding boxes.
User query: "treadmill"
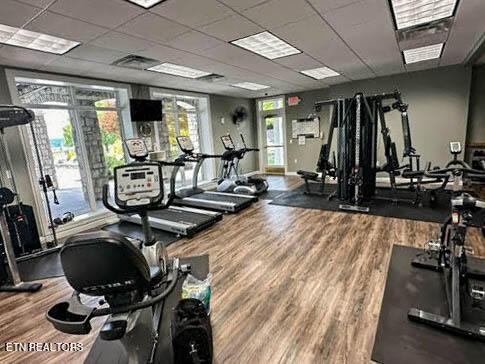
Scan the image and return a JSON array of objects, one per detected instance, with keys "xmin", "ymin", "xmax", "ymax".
[
  {"xmin": 117, "ymin": 139, "xmax": 223, "ymax": 237},
  {"xmin": 173, "ymin": 136, "xmax": 257, "ymax": 213}
]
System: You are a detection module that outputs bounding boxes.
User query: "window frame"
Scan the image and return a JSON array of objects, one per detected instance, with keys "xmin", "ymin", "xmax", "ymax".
[{"xmin": 5, "ymin": 69, "xmax": 132, "ymax": 240}]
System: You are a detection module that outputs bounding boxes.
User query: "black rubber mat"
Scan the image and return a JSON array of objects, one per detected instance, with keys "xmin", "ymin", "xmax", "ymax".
[
  {"xmin": 17, "ymin": 249, "xmax": 64, "ymax": 281},
  {"xmin": 103, "ymin": 221, "xmax": 181, "ymax": 247},
  {"xmin": 372, "ymin": 245, "xmax": 485, "ymax": 364},
  {"xmin": 270, "ymin": 185, "xmax": 450, "ymax": 223}
]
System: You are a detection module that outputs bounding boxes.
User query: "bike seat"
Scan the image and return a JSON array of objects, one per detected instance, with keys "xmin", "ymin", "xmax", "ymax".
[{"xmin": 297, "ymin": 170, "xmax": 319, "ymax": 180}]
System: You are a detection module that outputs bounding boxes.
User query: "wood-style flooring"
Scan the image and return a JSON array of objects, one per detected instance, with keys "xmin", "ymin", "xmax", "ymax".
[{"xmin": 1, "ymin": 175, "xmax": 484, "ymax": 364}]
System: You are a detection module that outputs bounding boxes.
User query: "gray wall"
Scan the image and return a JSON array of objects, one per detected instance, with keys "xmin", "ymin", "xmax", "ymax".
[
  {"xmin": 284, "ymin": 65, "xmax": 472, "ymax": 172},
  {"xmin": 210, "ymin": 95, "xmax": 259, "ymax": 174},
  {"xmin": 467, "ymin": 65, "xmax": 485, "ymax": 145}
]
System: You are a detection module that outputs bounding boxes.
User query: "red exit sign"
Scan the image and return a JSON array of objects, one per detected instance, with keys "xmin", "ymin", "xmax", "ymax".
[{"xmin": 287, "ymin": 96, "xmax": 301, "ymax": 106}]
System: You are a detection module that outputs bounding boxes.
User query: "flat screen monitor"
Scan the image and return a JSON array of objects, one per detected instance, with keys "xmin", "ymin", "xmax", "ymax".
[{"xmin": 129, "ymin": 99, "xmax": 162, "ymax": 122}]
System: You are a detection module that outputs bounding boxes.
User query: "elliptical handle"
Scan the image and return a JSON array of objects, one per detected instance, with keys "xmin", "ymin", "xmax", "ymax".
[{"xmin": 102, "ymin": 185, "xmax": 126, "ymax": 214}]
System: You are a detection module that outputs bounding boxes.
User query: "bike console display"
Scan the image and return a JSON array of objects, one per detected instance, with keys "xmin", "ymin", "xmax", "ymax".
[
  {"xmin": 114, "ymin": 163, "xmax": 163, "ymax": 208},
  {"xmin": 125, "ymin": 138, "xmax": 149, "ymax": 159},
  {"xmin": 450, "ymin": 141, "xmax": 462, "ymax": 155},
  {"xmin": 176, "ymin": 136, "xmax": 195, "ymax": 153},
  {"xmin": 221, "ymin": 135, "xmax": 235, "ymax": 150}
]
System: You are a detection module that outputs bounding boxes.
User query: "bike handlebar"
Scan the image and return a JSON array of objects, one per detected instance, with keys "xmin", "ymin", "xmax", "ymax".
[{"xmin": 424, "ymin": 166, "xmax": 485, "ymax": 180}]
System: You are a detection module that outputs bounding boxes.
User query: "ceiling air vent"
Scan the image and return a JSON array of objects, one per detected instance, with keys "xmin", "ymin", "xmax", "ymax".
[
  {"xmin": 397, "ymin": 18, "xmax": 453, "ymax": 49},
  {"xmin": 111, "ymin": 55, "xmax": 161, "ymax": 70},
  {"xmin": 198, "ymin": 74, "xmax": 225, "ymax": 82}
]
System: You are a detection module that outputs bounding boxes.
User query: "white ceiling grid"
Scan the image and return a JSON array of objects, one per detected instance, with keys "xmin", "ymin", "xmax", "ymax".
[{"xmin": 0, "ymin": 0, "xmax": 480, "ymax": 97}]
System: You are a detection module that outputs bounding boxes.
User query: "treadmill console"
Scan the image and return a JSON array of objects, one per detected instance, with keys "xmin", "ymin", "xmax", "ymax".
[
  {"xmin": 450, "ymin": 141, "xmax": 462, "ymax": 155},
  {"xmin": 176, "ymin": 136, "xmax": 195, "ymax": 153},
  {"xmin": 114, "ymin": 163, "xmax": 163, "ymax": 208},
  {"xmin": 125, "ymin": 138, "xmax": 149, "ymax": 159},
  {"xmin": 221, "ymin": 135, "xmax": 235, "ymax": 150}
]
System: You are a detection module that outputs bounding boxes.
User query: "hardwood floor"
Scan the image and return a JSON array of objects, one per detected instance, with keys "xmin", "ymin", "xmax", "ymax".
[{"xmin": 1, "ymin": 175, "xmax": 484, "ymax": 364}]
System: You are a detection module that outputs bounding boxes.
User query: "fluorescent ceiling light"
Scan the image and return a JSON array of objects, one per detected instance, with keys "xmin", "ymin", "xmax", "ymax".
[
  {"xmin": 231, "ymin": 31, "xmax": 301, "ymax": 60},
  {"xmin": 301, "ymin": 67, "xmax": 340, "ymax": 80},
  {"xmin": 390, "ymin": 0, "xmax": 458, "ymax": 30},
  {"xmin": 232, "ymin": 82, "xmax": 270, "ymax": 91},
  {"xmin": 403, "ymin": 43, "xmax": 444, "ymax": 64},
  {"xmin": 0, "ymin": 24, "xmax": 79, "ymax": 55},
  {"xmin": 125, "ymin": 0, "xmax": 165, "ymax": 8},
  {"xmin": 147, "ymin": 63, "xmax": 211, "ymax": 79}
]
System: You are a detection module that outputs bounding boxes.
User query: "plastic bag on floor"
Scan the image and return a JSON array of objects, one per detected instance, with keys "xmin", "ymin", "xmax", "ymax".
[{"xmin": 181, "ymin": 273, "xmax": 212, "ymax": 315}]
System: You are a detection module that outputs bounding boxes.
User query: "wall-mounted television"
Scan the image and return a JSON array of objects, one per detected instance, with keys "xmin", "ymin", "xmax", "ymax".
[{"xmin": 129, "ymin": 99, "xmax": 163, "ymax": 122}]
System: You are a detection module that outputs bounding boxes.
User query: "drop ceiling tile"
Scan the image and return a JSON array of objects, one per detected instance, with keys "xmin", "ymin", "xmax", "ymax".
[
  {"xmin": 117, "ymin": 13, "xmax": 190, "ymax": 44},
  {"xmin": 273, "ymin": 16, "xmax": 369, "ymax": 77},
  {"xmin": 273, "ymin": 53, "xmax": 323, "ymax": 71},
  {"xmin": 25, "ymin": 11, "xmax": 109, "ymax": 43},
  {"xmin": 150, "ymin": 0, "xmax": 235, "ymax": 27},
  {"xmin": 15, "ymin": 0, "xmax": 53, "ymax": 7},
  {"xmin": 137, "ymin": 45, "xmax": 189, "ymax": 62},
  {"xmin": 308, "ymin": 0, "xmax": 362, "ymax": 14},
  {"xmin": 0, "ymin": 0, "xmax": 41, "ymax": 27},
  {"xmin": 242, "ymin": 0, "xmax": 315, "ymax": 29},
  {"xmin": 66, "ymin": 44, "xmax": 128, "ymax": 64},
  {"xmin": 200, "ymin": 14, "xmax": 263, "ymax": 42},
  {"xmin": 42, "ymin": 57, "xmax": 104, "ymax": 75},
  {"xmin": 0, "ymin": 44, "xmax": 59, "ymax": 67},
  {"xmin": 165, "ymin": 31, "xmax": 224, "ymax": 52},
  {"xmin": 217, "ymin": 0, "xmax": 269, "ymax": 12},
  {"xmin": 322, "ymin": 0, "xmax": 387, "ymax": 29},
  {"xmin": 90, "ymin": 31, "xmax": 158, "ymax": 53},
  {"xmin": 49, "ymin": 0, "xmax": 144, "ymax": 28}
]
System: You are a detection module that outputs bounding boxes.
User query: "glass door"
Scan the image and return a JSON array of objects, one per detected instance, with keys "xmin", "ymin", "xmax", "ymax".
[{"xmin": 259, "ymin": 98, "xmax": 286, "ymax": 174}]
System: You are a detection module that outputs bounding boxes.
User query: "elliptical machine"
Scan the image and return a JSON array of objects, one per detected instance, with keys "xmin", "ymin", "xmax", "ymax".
[
  {"xmin": 46, "ymin": 139, "xmax": 213, "ymax": 363},
  {"xmin": 408, "ymin": 141, "xmax": 485, "ymax": 341},
  {"xmin": 217, "ymin": 134, "xmax": 268, "ymax": 195}
]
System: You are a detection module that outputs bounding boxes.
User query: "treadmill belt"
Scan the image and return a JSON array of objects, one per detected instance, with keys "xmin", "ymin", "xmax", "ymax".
[
  {"xmin": 189, "ymin": 192, "xmax": 254, "ymax": 203},
  {"xmin": 149, "ymin": 209, "xmax": 219, "ymax": 225},
  {"xmin": 103, "ymin": 222, "xmax": 180, "ymax": 247}
]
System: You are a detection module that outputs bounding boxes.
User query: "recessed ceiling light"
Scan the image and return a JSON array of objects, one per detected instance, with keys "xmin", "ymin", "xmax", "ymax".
[
  {"xmin": 232, "ymin": 82, "xmax": 270, "ymax": 91},
  {"xmin": 301, "ymin": 67, "xmax": 340, "ymax": 80},
  {"xmin": 231, "ymin": 31, "xmax": 301, "ymax": 60},
  {"xmin": 390, "ymin": 0, "xmax": 458, "ymax": 30},
  {"xmin": 403, "ymin": 43, "xmax": 444, "ymax": 64},
  {"xmin": 147, "ymin": 63, "xmax": 212, "ymax": 79},
  {"xmin": 124, "ymin": 0, "xmax": 166, "ymax": 9},
  {"xmin": 0, "ymin": 23, "xmax": 80, "ymax": 55}
]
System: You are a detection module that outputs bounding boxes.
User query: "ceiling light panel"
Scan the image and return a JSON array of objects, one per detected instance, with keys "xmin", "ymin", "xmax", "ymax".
[
  {"xmin": 301, "ymin": 67, "xmax": 340, "ymax": 80},
  {"xmin": 403, "ymin": 43, "xmax": 444, "ymax": 64},
  {"xmin": 231, "ymin": 31, "xmax": 301, "ymax": 60},
  {"xmin": 390, "ymin": 0, "xmax": 458, "ymax": 30},
  {"xmin": 125, "ymin": 0, "xmax": 165, "ymax": 8},
  {"xmin": 147, "ymin": 63, "xmax": 212, "ymax": 79},
  {"xmin": 232, "ymin": 82, "xmax": 270, "ymax": 91},
  {"xmin": 0, "ymin": 24, "xmax": 80, "ymax": 55}
]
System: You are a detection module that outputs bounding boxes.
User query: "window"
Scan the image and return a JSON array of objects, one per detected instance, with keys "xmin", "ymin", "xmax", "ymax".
[
  {"xmin": 150, "ymin": 89, "xmax": 212, "ymax": 187},
  {"xmin": 12, "ymin": 77, "xmax": 130, "ymax": 231}
]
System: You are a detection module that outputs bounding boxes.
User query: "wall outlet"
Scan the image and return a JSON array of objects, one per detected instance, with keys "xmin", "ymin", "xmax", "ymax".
[
  {"xmin": 294, "ymin": 159, "xmax": 298, "ymax": 164},
  {"xmin": 220, "ymin": 117, "xmax": 225, "ymax": 124}
]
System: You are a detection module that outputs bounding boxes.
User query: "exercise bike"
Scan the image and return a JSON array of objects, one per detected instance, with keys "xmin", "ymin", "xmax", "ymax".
[
  {"xmin": 46, "ymin": 139, "xmax": 213, "ymax": 363},
  {"xmin": 217, "ymin": 134, "xmax": 268, "ymax": 195},
  {"xmin": 408, "ymin": 142, "xmax": 485, "ymax": 341}
]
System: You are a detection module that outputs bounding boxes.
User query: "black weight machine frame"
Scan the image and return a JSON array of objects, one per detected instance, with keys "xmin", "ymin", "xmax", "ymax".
[{"xmin": 298, "ymin": 90, "xmax": 443, "ymax": 211}]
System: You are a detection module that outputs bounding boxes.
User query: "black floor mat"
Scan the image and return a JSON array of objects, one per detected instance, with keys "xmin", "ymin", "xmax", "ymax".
[
  {"xmin": 17, "ymin": 249, "xmax": 64, "ymax": 281},
  {"xmin": 269, "ymin": 185, "xmax": 450, "ymax": 223},
  {"xmin": 103, "ymin": 221, "xmax": 181, "ymax": 247},
  {"xmin": 372, "ymin": 245, "xmax": 485, "ymax": 364}
]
